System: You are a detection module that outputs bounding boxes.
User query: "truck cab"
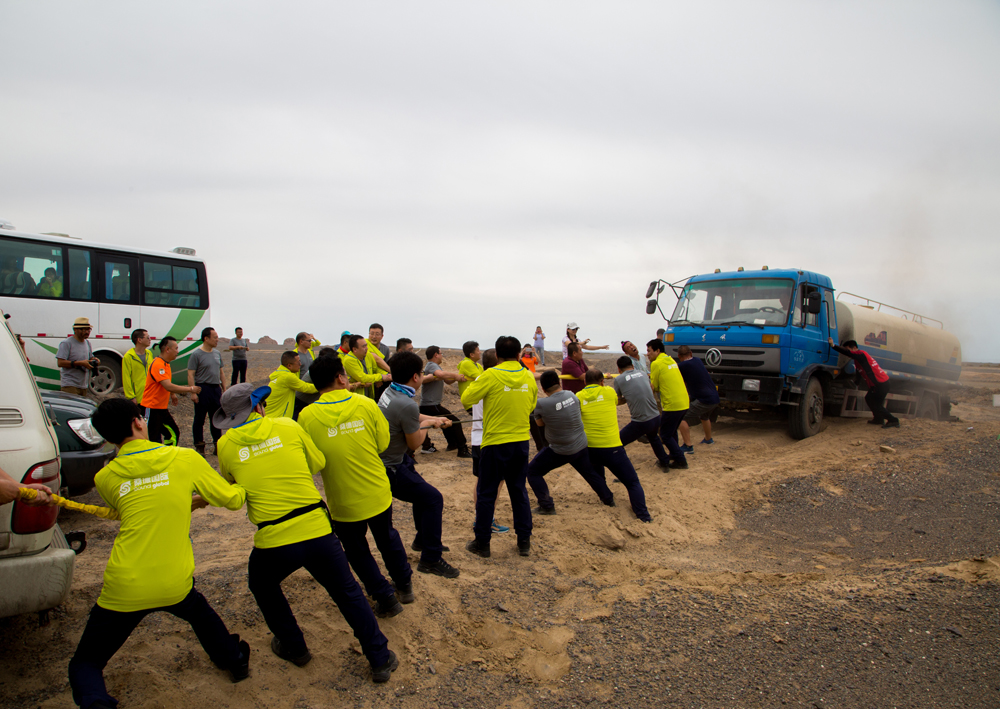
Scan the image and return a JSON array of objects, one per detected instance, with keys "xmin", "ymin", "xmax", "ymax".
[{"xmin": 648, "ymin": 268, "xmax": 839, "ymax": 438}]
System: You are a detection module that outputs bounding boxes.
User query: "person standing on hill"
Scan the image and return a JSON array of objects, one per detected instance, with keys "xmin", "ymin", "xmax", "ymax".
[
  {"xmin": 533, "ymin": 326, "xmax": 546, "ymax": 366},
  {"xmin": 419, "ymin": 346, "xmax": 471, "ymax": 458},
  {"xmin": 188, "ymin": 327, "xmax": 226, "ymax": 457},
  {"xmin": 829, "ymin": 338, "xmax": 900, "ymax": 429},
  {"xmin": 462, "ymin": 336, "xmax": 538, "ymax": 558},
  {"xmin": 122, "ymin": 329, "xmax": 153, "ymax": 405},
  {"xmin": 228, "ymin": 327, "xmax": 249, "ymax": 385}
]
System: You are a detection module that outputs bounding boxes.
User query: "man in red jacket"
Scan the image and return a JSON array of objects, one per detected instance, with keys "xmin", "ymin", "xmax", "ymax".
[{"xmin": 829, "ymin": 338, "xmax": 900, "ymax": 429}]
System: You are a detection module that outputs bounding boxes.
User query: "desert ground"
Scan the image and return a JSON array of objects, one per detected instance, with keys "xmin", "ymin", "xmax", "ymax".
[{"xmin": 2, "ymin": 346, "xmax": 999, "ymax": 709}]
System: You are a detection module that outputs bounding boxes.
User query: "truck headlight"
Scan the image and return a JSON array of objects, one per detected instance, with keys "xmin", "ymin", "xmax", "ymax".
[
  {"xmin": 69, "ymin": 418, "xmax": 105, "ymax": 446},
  {"xmin": 742, "ymin": 379, "xmax": 761, "ymax": 391}
]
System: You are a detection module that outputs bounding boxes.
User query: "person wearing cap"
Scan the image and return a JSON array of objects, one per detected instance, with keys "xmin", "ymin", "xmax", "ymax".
[
  {"xmin": 344, "ymin": 334, "xmax": 392, "ymax": 401},
  {"xmin": 561, "ymin": 322, "xmax": 609, "ymax": 360},
  {"xmin": 213, "ymin": 383, "xmax": 399, "ymax": 683},
  {"xmin": 141, "ymin": 336, "xmax": 201, "ymax": 446},
  {"xmin": 614, "ymin": 355, "xmax": 670, "ymax": 469},
  {"xmin": 297, "ymin": 355, "xmax": 413, "ymax": 618},
  {"xmin": 56, "ymin": 317, "xmax": 99, "ymax": 395},
  {"xmin": 621, "ymin": 341, "xmax": 650, "ymax": 375},
  {"xmin": 266, "ymin": 351, "xmax": 317, "ymax": 419},
  {"xmin": 647, "ymin": 338, "xmax": 690, "ymax": 469},
  {"xmin": 70, "ymin": 398, "xmax": 252, "ymax": 708},
  {"xmin": 377, "ymin": 350, "xmax": 460, "ymax": 579},
  {"xmin": 577, "ymin": 369, "xmax": 653, "ymax": 522}
]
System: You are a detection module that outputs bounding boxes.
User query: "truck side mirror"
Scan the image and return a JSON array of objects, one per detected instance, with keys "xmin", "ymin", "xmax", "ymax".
[
  {"xmin": 646, "ymin": 299, "xmax": 657, "ymax": 315},
  {"xmin": 806, "ymin": 292, "xmax": 822, "ymax": 314},
  {"xmin": 645, "ymin": 281, "xmax": 657, "ymax": 298}
]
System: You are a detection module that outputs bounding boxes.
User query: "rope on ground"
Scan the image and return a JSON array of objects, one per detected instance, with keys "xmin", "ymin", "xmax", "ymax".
[{"xmin": 18, "ymin": 487, "xmax": 120, "ymax": 520}]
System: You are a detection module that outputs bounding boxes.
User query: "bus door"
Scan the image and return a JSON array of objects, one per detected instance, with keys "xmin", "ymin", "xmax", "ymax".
[{"xmin": 97, "ymin": 255, "xmax": 140, "ymax": 337}]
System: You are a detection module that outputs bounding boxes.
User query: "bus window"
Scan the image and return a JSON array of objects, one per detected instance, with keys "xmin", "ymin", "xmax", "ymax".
[
  {"xmin": 0, "ymin": 238, "xmax": 63, "ymax": 297},
  {"xmin": 143, "ymin": 259, "xmax": 202, "ymax": 308},
  {"xmin": 104, "ymin": 260, "xmax": 134, "ymax": 302},
  {"xmin": 68, "ymin": 248, "xmax": 92, "ymax": 300}
]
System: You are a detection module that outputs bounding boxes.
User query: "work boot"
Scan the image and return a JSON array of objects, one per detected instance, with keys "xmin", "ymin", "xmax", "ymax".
[
  {"xmin": 466, "ymin": 539, "xmax": 491, "ymax": 558},
  {"xmin": 882, "ymin": 420, "xmax": 900, "ymax": 429},
  {"xmin": 372, "ymin": 650, "xmax": 399, "ymax": 683},
  {"xmin": 376, "ymin": 596, "xmax": 404, "ymax": 618},
  {"xmin": 396, "ymin": 581, "xmax": 416, "ymax": 604},
  {"xmin": 517, "ymin": 538, "xmax": 531, "ymax": 557},
  {"xmin": 668, "ymin": 459, "xmax": 689, "ymax": 469},
  {"xmin": 417, "ymin": 558, "xmax": 460, "ymax": 578},
  {"xmin": 229, "ymin": 637, "xmax": 251, "ymax": 683},
  {"xmin": 195, "ymin": 442, "xmax": 206, "ymax": 458},
  {"xmin": 602, "ymin": 496, "xmax": 616, "ymax": 507},
  {"xmin": 271, "ymin": 636, "xmax": 311, "ymax": 667}
]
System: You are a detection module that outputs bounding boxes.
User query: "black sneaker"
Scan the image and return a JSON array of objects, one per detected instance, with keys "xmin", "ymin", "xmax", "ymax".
[
  {"xmin": 396, "ymin": 581, "xmax": 416, "ymax": 604},
  {"xmin": 466, "ymin": 539, "xmax": 491, "ymax": 558},
  {"xmin": 668, "ymin": 459, "xmax": 689, "ymax": 469},
  {"xmin": 411, "ymin": 540, "xmax": 450, "ymax": 553},
  {"xmin": 602, "ymin": 497, "xmax": 616, "ymax": 507},
  {"xmin": 517, "ymin": 539, "xmax": 531, "ymax": 557},
  {"xmin": 421, "ymin": 446, "xmax": 438, "ymax": 454},
  {"xmin": 637, "ymin": 434, "xmax": 650, "ymax": 444},
  {"xmin": 271, "ymin": 636, "xmax": 311, "ymax": 667},
  {"xmin": 230, "ymin": 638, "xmax": 251, "ymax": 682},
  {"xmin": 417, "ymin": 558, "xmax": 461, "ymax": 578},
  {"xmin": 376, "ymin": 596, "xmax": 404, "ymax": 618},
  {"xmin": 656, "ymin": 460, "xmax": 671, "ymax": 471},
  {"xmin": 372, "ymin": 650, "xmax": 399, "ymax": 683},
  {"xmin": 882, "ymin": 420, "xmax": 900, "ymax": 429},
  {"xmin": 457, "ymin": 447, "xmax": 474, "ymax": 459},
  {"xmin": 867, "ymin": 419, "xmax": 885, "ymax": 425},
  {"xmin": 533, "ymin": 506, "xmax": 556, "ymax": 515}
]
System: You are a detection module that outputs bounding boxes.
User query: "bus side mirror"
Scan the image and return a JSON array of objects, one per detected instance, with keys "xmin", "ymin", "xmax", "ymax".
[
  {"xmin": 806, "ymin": 292, "xmax": 822, "ymax": 314},
  {"xmin": 646, "ymin": 299, "xmax": 657, "ymax": 315},
  {"xmin": 645, "ymin": 281, "xmax": 657, "ymax": 299}
]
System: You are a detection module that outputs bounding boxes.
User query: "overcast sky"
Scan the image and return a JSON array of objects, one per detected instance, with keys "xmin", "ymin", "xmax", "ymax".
[{"xmin": 2, "ymin": 1, "xmax": 998, "ymax": 360}]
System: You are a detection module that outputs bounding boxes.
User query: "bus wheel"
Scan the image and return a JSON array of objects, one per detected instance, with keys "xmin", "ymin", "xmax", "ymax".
[
  {"xmin": 90, "ymin": 354, "xmax": 121, "ymax": 396},
  {"xmin": 789, "ymin": 377, "xmax": 824, "ymax": 439}
]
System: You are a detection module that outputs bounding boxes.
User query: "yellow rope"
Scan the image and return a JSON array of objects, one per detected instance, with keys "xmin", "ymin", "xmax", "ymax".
[
  {"xmin": 18, "ymin": 487, "xmax": 120, "ymax": 520},
  {"xmin": 557, "ymin": 373, "xmax": 618, "ymax": 379}
]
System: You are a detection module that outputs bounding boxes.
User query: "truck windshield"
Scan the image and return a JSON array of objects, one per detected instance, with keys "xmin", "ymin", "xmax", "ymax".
[{"xmin": 670, "ymin": 278, "xmax": 795, "ymax": 326}]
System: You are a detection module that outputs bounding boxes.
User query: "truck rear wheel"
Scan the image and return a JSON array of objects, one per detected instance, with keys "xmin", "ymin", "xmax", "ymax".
[
  {"xmin": 789, "ymin": 377, "xmax": 824, "ymax": 439},
  {"xmin": 917, "ymin": 393, "xmax": 939, "ymax": 421}
]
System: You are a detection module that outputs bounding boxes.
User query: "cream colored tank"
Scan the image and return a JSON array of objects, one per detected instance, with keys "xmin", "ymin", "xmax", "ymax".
[{"xmin": 835, "ymin": 301, "xmax": 962, "ymax": 384}]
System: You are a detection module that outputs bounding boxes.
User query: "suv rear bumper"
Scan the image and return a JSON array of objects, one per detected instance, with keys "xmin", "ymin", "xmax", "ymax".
[{"xmin": 0, "ymin": 525, "xmax": 77, "ymax": 618}]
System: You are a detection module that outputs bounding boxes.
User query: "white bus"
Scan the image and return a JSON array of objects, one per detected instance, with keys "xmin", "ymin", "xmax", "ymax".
[{"xmin": 0, "ymin": 223, "xmax": 211, "ymax": 394}]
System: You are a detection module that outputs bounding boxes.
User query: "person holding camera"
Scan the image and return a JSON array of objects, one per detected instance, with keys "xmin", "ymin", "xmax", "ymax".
[{"xmin": 56, "ymin": 317, "xmax": 100, "ymax": 396}]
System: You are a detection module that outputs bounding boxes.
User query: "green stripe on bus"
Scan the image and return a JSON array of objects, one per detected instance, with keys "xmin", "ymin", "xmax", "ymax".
[
  {"xmin": 33, "ymin": 340, "xmax": 59, "ymax": 355},
  {"xmin": 165, "ymin": 309, "xmax": 206, "ymax": 342},
  {"xmin": 30, "ymin": 363, "xmax": 61, "ymax": 379},
  {"xmin": 37, "ymin": 381, "xmax": 62, "ymax": 391}
]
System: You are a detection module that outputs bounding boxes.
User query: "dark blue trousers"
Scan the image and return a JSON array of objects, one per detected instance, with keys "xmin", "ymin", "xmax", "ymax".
[
  {"xmin": 619, "ymin": 416, "xmax": 669, "ymax": 465},
  {"xmin": 588, "ymin": 447, "xmax": 652, "ymax": 521},
  {"xmin": 386, "ymin": 457, "xmax": 445, "ymax": 564},
  {"xmin": 69, "ymin": 586, "xmax": 241, "ymax": 708},
  {"xmin": 659, "ymin": 409, "xmax": 688, "ymax": 463},
  {"xmin": 474, "ymin": 441, "xmax": 532, "ymax": 543},
  {"xmin": 334, "ymin": 505, "xmax": 411, "ymax": 603},
  {"xmin": 247, "ymin": 533, "xmax": 390, "ymax": 668},
  {"xmin": 527, "ymin": 445, "xmax": 613, "ymax": 510}
]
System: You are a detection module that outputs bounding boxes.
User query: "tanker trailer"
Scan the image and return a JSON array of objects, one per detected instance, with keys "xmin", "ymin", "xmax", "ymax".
[{"xmin": 644, "ymin": 268, "xmax": 963, "ymax": 439}]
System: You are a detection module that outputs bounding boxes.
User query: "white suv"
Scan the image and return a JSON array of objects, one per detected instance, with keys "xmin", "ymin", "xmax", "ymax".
[{"xmin": 0, "ymin": 309, "xmax": 79, "ymax": 618}]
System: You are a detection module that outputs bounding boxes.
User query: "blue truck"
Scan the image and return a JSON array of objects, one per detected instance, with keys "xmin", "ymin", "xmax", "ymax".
[{"xmin": 645, "ymin": 267, "xmax": 963, "ymax": 439}]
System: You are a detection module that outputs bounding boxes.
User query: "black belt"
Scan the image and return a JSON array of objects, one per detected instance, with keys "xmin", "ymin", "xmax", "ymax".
[{"xmin": 256, "ymin": 499, "xmax": 331, "ymax": 530}]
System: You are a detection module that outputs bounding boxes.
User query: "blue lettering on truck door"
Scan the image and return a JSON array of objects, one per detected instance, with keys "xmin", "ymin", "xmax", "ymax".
[{"xmin": 787, "ymin": 283, "xmax": 827, "ymax": 375}]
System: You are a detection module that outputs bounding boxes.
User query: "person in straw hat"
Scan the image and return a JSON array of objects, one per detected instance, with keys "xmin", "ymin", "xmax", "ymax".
[{"xmin": 56, "ymin": 317, "xmax": 99, "ymax": 395}]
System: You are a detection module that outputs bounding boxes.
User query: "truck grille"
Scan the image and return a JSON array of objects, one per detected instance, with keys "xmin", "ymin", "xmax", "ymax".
[
  {"xmin": 673, "ymin": 347, "xmax": 779, "ymax": 373},
  {"xmin": 0, "ymin": 408, "xmax": 24, "ymax": 426}
]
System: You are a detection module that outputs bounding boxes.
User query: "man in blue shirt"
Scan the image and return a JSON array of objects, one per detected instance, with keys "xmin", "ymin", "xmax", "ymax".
[{"xmin": 676, "ymin": 346, "xmax": 721, "ymax": 449}]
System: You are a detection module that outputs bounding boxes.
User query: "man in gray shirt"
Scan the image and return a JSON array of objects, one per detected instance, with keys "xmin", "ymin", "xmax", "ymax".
[
  {"xmin": 188, "ymin": 326, "xmax": 225, "ymax": 456},
  {"xmin": 418, "ymin": 346, "xmax": 471, "ymax": 457},
  {"xmin": 378, "ymin": 351, "xmax": 460, "ymax": 579},
  {"xmin": 527, "ymin": 370, "xmax": 615, "ymax": 514},
  {"xmin": 614, "ymin": 356, "xmax": 670, "ymax": 470},
  {"xmin": 228, "ymin": 327, "xmax": 249, "ymax": 385},
  {"xmin": 56, "ymin": 317, "xmax": 98, "ymax": 395}
]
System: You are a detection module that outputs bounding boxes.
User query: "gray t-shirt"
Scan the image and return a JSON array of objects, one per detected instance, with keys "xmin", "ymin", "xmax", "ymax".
[
  {"xmin": 612, "ymin": 369, "xmax": 660, "ymax": 423},
  {"xmin": 377, "ymin": 342, "xmax": 391, "ymax": 358},
  {"xmin": 532, "ymin": 390, "xmax": 588, "ymax": 456},
  {"xmin": 295, "ymin": 348, "xmax": 316, "ymax": 402},
  {"xmin": 56, "ymin": 336, "xmax": 93, "ymax": 388},
  {"xmin": 378, "ymin": 386, "xmax": 421, "ymax": 466},
  {"xmin": 230, "ymin": 338, "xmax": 249, "ymax": 360},
  {"xmin": 420, "ymin": 362, "xmax": 444, "ymax": 407},
  {"xmin": 187, "ymin": 347, "xmax": 223, "ymax": 385}
]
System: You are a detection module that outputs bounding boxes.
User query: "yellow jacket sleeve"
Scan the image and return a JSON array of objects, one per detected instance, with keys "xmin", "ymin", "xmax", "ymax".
[
  {"xmin": 344, "ymin": 353, "xmax": 383, "ymax": 384},
  {"xmin": 461, "ymin": 369, "xmax": 494, "ymax": 409},
  {"xmin": 189, "ymin": 453, "xmax": 247, "ymax": 510},
  {"xmin": 122, "ymin": 354, "xmax": 140, "ymax": 400},
  {"xmin": 297, "ymin": 422, "xmax": 326, "ymax": 474},
  {"xmin": 287, "ymin": 372, "xmax": 318, "ymax": 394},
  {"xmin": 372, "ymin": 401, "xmax": 390, "ymax": 453}
]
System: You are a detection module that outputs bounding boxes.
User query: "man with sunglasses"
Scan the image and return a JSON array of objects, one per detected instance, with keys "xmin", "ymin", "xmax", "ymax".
[{"xmin": 56, "ymin": 317, "xmax": 99, "ymax": 395}]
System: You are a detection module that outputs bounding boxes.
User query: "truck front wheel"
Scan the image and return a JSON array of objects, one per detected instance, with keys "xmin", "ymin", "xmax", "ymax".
[{"xmin": 789, "ymin": 377, "xmax": 824, "ymax": 439}]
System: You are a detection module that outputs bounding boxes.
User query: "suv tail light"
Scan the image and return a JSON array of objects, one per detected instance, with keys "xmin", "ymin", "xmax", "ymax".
[{"xmin": 11, "ymin": 459, "xmax": 60, "ymax": 535}]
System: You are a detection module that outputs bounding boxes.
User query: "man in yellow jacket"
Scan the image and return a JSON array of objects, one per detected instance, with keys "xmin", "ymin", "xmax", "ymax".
[
  {"xmin": 214, "ymin": 384, "xmax": 398, "ymax": 683},
  {"xmin": 461, "ymin": 336, "xmax": 538, "ymax": 558},
  {"xmin": 266, "ymin": 351, "xmax": 317, "ymax": 419},
  {"xmin": 647, "ymin": 339, "xmax": 690, "ymax": 469},
  {"xmin": 298, "ymin": 354, "xmax": 413, "ymax": 616},
  {"xmin": 122, "ymin": 328, "xmax": 153, "ymax": 404},
  {"xmin": 457, "ymin": 340, "xmax": 484, "ymax": 409},
  {"xmin": 343, "ymin": 334, "xmax": 391, "ymax": 400},
  {"xmin": 70, "ymin": 398, "xmax": 251, "ymax": 708}
]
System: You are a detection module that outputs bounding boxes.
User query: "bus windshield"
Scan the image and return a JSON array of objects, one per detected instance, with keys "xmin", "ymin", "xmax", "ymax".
[{"xmin": 670, "ymin": 278, "xmax": 795, "ymax": 326}]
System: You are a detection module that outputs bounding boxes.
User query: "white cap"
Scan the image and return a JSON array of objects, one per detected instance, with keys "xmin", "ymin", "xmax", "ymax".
[{"xmin": 567, "ymin": 322, "xmax": 579, "ymax": 329}]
